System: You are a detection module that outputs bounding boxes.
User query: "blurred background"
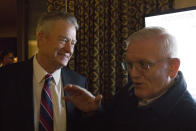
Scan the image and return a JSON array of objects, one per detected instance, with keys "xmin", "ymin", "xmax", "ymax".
[{"xmin": 0, "ymin": 0, "xmax": 196, "ymax": 102}]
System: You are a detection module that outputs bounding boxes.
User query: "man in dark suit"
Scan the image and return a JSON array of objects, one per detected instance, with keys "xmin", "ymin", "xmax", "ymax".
[{"xmin": 0, "ymin": 11, "xmax": 88, "ymax": 131}]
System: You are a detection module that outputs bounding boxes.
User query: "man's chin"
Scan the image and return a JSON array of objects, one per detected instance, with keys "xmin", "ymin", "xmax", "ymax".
[
  {"xmin": 60, "ymin": 62, "xmax": 68, "ymax": 67},
  {"xmin": 54, "ymin": 61, "xmax": 68, "ymax": 68},
  {"xmin": 134, "ymin": 90, "xmax": 148, "ymax": 99},
  {"xmin": 61, "ymin": 60, "xmax": 69, "ymax": 67},
  {"xmin": 57, "ymin": 58, "xmax": 70, "ymax": 66}
]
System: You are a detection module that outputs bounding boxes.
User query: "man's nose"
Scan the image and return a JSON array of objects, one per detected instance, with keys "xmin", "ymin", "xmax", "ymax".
[
  {"xmin": 129, "ymin": 65, "xmax": 141, "ymax": 78},
  {"xmin": 64, "ymin": 41, "xmax": 73, "ymax": 53}
]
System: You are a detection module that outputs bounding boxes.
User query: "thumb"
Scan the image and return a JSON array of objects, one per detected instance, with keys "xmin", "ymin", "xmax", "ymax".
[
  {"xmin": 62, "ymin": 96, "xmax": 72, "ymax": 102},
  {"xmin": 95, "ymin": 94, "xmax": 103, "ymax": 106}
]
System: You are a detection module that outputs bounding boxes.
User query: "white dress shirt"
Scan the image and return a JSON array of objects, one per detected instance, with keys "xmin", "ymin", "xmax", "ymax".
[{"xmin": 33, "ymin": 56, "xmax": 66, "ymax": 131}]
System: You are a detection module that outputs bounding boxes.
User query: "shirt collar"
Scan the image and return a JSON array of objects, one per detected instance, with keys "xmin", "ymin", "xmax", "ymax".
[
  {"xmin": 138, "ymin": 89, "xmax": 168, "ymax": 107},
  {"xmin": 33, "ymin": 55, "xmax": 61, "ymax": 84}
]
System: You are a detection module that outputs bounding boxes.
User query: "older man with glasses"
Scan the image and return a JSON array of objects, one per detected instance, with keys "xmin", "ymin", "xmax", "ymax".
[{"xmin": 63, "ymin": 27, "xmax": 196, "ymax": 131}]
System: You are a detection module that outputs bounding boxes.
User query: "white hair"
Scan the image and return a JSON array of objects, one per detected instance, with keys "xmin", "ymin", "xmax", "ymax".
[
  {"xmin": 36, "ymin": 11, "xmax": 79, "ymax": 40},
  {"xmin": 126, "ymin": 26, "xmax": 178, "ymax": 58}
]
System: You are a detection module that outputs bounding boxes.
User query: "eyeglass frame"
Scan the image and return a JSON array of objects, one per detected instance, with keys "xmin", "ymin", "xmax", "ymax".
[{"xmin": 122, "ymin": 58, "xmax": 172, "ymax": 73}]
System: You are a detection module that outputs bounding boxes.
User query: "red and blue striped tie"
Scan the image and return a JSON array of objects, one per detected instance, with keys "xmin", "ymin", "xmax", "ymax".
[{"xmin": 39, "ymin": 74, "xmax": 53, "ymax": 131}]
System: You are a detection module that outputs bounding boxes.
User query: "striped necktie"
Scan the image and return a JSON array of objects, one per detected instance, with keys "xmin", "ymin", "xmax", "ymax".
[{"xmin": 39, "ymin": 74, "xmax": 53, "ymax": 131}]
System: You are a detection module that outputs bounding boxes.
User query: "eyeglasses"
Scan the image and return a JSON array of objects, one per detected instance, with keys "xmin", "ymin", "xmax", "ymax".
[{"xmin": 122, "ymin": 58, "xmax": 170, "ymax": 73}]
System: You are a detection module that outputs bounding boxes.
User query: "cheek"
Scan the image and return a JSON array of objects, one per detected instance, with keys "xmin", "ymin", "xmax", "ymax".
[
  {"xmin": 147, "ymin": 67, "xmax": 169, "ymax": 91},
  {"xmin": 52, "ymin": 42, "xmax": 62, "ymax": 52}
]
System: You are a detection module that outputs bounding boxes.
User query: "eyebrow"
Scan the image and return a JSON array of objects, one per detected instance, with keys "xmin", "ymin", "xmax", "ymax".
[
  {"xmin": 126, "ymin": 58, "xmax": 154, "ymax": 63},
  {"xmin": 58, "ymin": 36, "xmax": 77, "ymax": 43},
  {"xmin": 58, "ymin": 36, "xmax": 68, "ymax": 39}
]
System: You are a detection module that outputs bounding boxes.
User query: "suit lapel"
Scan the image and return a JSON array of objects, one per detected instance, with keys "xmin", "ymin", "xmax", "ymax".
[{"xmin": 61, "ymin": 67, "xmax": 73, "ymax": 125}]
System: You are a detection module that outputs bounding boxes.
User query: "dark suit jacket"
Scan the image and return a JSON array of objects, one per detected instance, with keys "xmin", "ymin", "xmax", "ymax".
[
  {"xmin": 0, "ymin": 58, "xmax": 88, "ymax": 131},
  {"xmin": 91, "ymin": 71, "xmax": 196, "ymax": 131}
]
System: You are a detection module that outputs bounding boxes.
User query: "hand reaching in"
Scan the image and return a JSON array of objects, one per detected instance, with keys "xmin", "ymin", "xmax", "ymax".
[{"xmin": 63, "ymin": 84, "xmax": 102, "ymax": 112}]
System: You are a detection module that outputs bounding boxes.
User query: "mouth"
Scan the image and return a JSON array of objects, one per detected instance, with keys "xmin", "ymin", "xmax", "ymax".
[
  {"xmin": 133, "ymin": 82, "xmax": 143, "ymax": 88},
  {"xmin": 58, "ymin": 53, "xmax": 70, "ymax": 59}
]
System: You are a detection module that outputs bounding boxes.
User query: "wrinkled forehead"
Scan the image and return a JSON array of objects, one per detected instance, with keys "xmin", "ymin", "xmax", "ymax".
[{"xmin": 126, "ymin": 37, "xmax": 163, "ymax": 61}]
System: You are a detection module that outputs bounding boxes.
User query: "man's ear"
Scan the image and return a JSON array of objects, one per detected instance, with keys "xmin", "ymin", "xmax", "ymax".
[
  {"xmin": 169, "ymin": 58, "xmax": 180, "ymax": 78},
  {"xmin": 38, "ymin": 32, "xmax": 45, "ymax": 41},
  {"xmin": 37, "ymin": 32, "xmax": 45, "ymax": 48}
]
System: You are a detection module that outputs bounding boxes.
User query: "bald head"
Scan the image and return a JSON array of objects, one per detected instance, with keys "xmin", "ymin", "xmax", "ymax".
[{"xmin": 126, "ymin": 27, "xmax": 178, "ymax": 59}]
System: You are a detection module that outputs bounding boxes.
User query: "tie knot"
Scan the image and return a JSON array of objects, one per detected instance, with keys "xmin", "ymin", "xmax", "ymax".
[{"xmin": 45, "ymin": 74, "xmax": 52, "ymax": 81}]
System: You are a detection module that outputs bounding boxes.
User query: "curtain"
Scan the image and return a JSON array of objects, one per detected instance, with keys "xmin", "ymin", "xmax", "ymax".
[{"xmin": 47, "ymin": 0, "xmax": 174, "ymax": 103}]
